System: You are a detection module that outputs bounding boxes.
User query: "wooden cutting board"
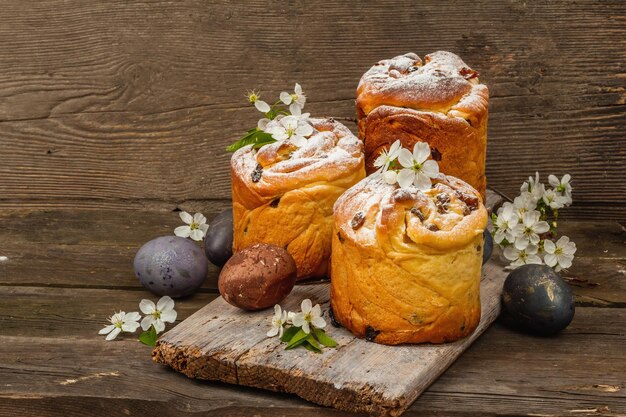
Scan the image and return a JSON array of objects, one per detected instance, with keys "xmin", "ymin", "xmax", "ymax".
[{"xmin": 153, "ymin": 192, "xmax": 507, "ymax": 416}]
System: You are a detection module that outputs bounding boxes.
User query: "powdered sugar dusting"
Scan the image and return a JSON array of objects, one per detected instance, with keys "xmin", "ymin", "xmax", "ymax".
[
  {"xmin": 231, "ymin": 118, "xmax": 364, "ymax": 198},
  {"xmin": 357, "ymin": 51, "xmax": 484, "ymax": 115}
]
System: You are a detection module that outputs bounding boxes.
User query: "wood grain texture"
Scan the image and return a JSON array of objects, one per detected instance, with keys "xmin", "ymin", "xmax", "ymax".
[
  {"xmin": 0, "ymin": 307, "xmax": 624, "ymax": 417},
  {"xmin": 2, "ymin": 206, "xmax": 624, "ymax": 307},
  {"xmin": 0, "ymin": 0, "xmax": 624, "ymax": 219},
  {"xmin": 152, "ymin": 259, "xmax": 508, "ymax": 416}
]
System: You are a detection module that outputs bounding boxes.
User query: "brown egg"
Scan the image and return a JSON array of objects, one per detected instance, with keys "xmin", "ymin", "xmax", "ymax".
[{"xmin": 218, "ymin": 243, "xmax": 297, "ymax": 310}]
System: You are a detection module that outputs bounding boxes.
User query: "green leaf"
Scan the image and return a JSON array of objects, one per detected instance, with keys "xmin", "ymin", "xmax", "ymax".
[
  {"xmin": 306, "ymin": 334, "xmax": 322, "ymax": 350},
  {"xmin": 313, "ymin": 328, "xmax": 338, "ymax": 348},
  {"xmin": 285, "ymin": 328, "xmax": 309, "ymax": 350},
  {"xmin": 251, "ymin": 132, "xmax": 276, "ymax": 149},
  {"xmin": 226, "ymin": 129, "xmax": 277, "ymax": 152},
  {"xmin": 139, "ymin": 325, "xmax": 158, "ymax": 347},
  {"xmin": 280, "ymin": 326, "xmax": 300, "ymax": 343},
  {"xmin": 302, "ymin": 340, "xmax": 322, "ymax": 353}
]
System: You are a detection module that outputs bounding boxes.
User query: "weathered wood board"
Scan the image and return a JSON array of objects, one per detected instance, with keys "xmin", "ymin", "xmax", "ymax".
[{"xmin": 153, "ymin": 257, "xmax": 508, "ymax": 416}]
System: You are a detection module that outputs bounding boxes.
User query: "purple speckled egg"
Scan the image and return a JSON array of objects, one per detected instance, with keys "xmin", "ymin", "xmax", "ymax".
[{"xmin": 134, "ymin": 236, "xmax": 208, "ymax": 298}]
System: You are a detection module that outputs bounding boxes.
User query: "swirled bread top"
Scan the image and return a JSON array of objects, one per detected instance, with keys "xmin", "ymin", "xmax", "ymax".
[
  {"xmin": 356, "ymin": 51, "xmax": 489, "ymax": 120},
  {"xmin": 334, "ymin": 173, "xmax": 487, "ymax": 251},
  {"xmin": 231, "ymin": 118, "xmax": 364, "ymax": 203}
]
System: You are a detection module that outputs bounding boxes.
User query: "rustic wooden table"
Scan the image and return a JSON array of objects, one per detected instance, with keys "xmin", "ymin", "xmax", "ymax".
[{"xmin": 0, "ymin": 209, "xmax": 624, "ymax": 416}]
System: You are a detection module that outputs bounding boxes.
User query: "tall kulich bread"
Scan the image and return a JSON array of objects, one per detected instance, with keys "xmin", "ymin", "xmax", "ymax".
[
  {"xmin": 356, "ymin": 51, "xmax": 489, "ymax": 199},
  {"xmin": 330, "ymin": 173, "xmax": 488, "ymax": 345},
  {"xmin": 231, "ymin": 118, "xmax": 365, "ymax": 280}
]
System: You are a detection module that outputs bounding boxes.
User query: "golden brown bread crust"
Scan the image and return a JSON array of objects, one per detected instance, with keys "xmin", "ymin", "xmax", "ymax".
[
  {"xmin": 356, "ymin": 51, "xmax": 489, "ymax": 198},
  {"xmin": 231, "ymin": 118, "xmax": 365, "ymax": 280},
  {"xmin": 330, "ymin": 173, "xmax": 488, "ymax": 345}
]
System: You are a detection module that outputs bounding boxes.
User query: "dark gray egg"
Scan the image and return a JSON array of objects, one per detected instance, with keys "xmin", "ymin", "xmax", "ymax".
[
  {"xmin": 204, "ymin": 209, "xmax": 234, "ymax": 267},
  {"xmin": 501, "ymin": 264, "xmax": 575, "ymax": 335},
  {"xmin": 134, "ymin": 236, "xmax": 208, "ymax": 298},
  {"xmin": 483, "ymin": 229, "xmax": 493, "ymax": 265}
]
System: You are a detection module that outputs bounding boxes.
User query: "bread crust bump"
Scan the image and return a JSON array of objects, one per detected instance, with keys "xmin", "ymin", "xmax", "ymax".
[
  {"xmin": 357, "ymin": 51, "xmax": 489, "ymax": 198},
  {"xmin": 231, "ymin": 118, "xmax": 365, "ymax": 280},
  {"xmin": 330, "ymin": 174, "xmax": 488, "ymax": 345}
]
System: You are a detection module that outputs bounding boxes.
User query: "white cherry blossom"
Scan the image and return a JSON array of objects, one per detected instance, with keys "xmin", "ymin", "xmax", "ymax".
[
  {"xmin": 383, "ymin": 170, "xmax": 398, "ymax": 185},
  {"xmin": 374, "ymin": 140, "xmax": 402, "ymax": 174},
  {"xmin": 98, "ymin": 311, "xmax": 141, "ymax": 341},
  {"xmin": 266, "ymin": 114, "xmax": 314, "ymax": 146},
  {"xmin": 549, "ymin": 174, "xmax": 573, "ymax": 205},
  {"xmin": 279, "ymin": 83, "xmax": 306, "ymax": 115},
  {"xmin": 513, "ymin": 192, "xmax": 536, "ymax": 219},
  {"xmin": 543, "ymin": 235, "xmax": 577, "ymax": 272},
  {"xmin": 139, "ymin": 296, "xmax": 177, "ymax": 334},
  {"xmin": 246, "ymin": 90, "xmax": 270, "ymax": 113},
  {"xmin": 503, "ymin": 244, "xmax": 542, "ymax": 269},
  {"xmin": 513, "ymin": 210, "xmax": 550, "ymax": 250},
  {"xmin": 174, "ymin": 212, "xmax": 209, "ymax": 241},
  {"xmin": 291, "ymin": 299, "xmax": 326, "ymax": 334},
  {"xmin": 267, "ymin": 304, "xmax": 288, "ymax": 338},
  {"xmin": 494, "ymin": 202, "xmax": 520, "ymax": 245},
  {"xmin": 521, "ymin": 172, "xmax": 545, "ymax": 204},
  {"xmin": 542, "ymin": 188, "xmax": 568, "ymax": 209},
  {"xmin": 396, "ymin": 142, "xmax": 439, "ymax": 190}
]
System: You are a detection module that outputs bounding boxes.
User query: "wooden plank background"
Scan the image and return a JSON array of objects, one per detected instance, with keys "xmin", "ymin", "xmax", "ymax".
[{"xmin": 0, "ymin": 0, "xmax": 624, "ymax": 220}]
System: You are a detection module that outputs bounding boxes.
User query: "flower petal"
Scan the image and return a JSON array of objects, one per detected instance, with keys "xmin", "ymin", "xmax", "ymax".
[
  {"xmin": 389, "ymin": 140, "xmax": 402, "ymax": 156},
  {"xmin": 139, "ymin": 299, "xmax": 156, "ymax": 314},
  {"xmin": 548, "ymin": 174, "xmax": 559, "ymax": 187},
  {"xmin": 543, "ymin": 239, "xmax": 556, "ymax": 254},
  {"xmin": 397, "ymin": 148, "xmax": 414, "ymax": 168},
  {"xmin": 193, "ymin": 213, "xmax": 207, "ymax": 225},
  {"xmin": 296, "ymin": 123, "xmax": 313, "ymax": 138},
  {"xmin": 254, "ymin": 100, "xmax": 271, "ymax": 113},
  {"xmin": 258, "ymin": 118, "xmax": 270, "ymax": 131},
  {"xmin": 98, "ymin": 325, "xmax": 115, "ymax": 335},
  {"xmin": 544, "ymin": 253, "xmax": 557, "ymax": 267},
  {"xmin": 291, "ymin": 313, "xmax": 305, "ymax": 327},
  {"xmin": 190, "ymin": 228, "xmax": 204, "ymax": 241},
  {"xmin": 311, "ymin": 304, "xmax": 321, "ymax": 317},
  {"xmin": 280, "ymin": 91, "xmax": 292, "ymax": 105},
  {"xmin": 301, "ymin": 321, "xmax": 310, "ymax": 334},
  {"xmin": 312, "ymin": 316, "xmax": 326, "ymax": 329},
  {"xmin": 199, "ymin": 223, "xmax": 209, "ymax": 234},
  {"xmin": 105, "ymin": 327, "xmax": 121, "ymax": 341},
  {"xmin": 160, "ymin": 309, "xmax": 177, "ymax": 323},
  {"xmin": 301, "ymin": 299, "xmax": 312, "ymax": 313},
  {"xmin": 397, "ymin": 169, "xmax": 415, "ymax": 189},
  {"xmin": 174, "ymin": 225, "xmax": 191, "ymax": 238},
  {"xmin": 534, "ymin": 221, "xmax": 550, "ymax": 234},
  {"xmin": 421, "ymin": 160, "xmax": 439, "ymax": 177},
  {"xmin": 122, "ymin": 321, "xmax": 140, "ymax": 333},
  {"xmin": 289, "ymin": 103, "xmax": 302, "ymax": 116},
  {"xmin": 289, "ymin": 135, "xmax": 307, "ymax": 147},
  {"xmin": 179, "ymin": 211, "xmax": 193, "ymax": 225},
  {"xmin": 125, "ymin": 311, "xmax": 141, "ymax": 322},
  {"xmin": 413, "ymin": 173, "xmax": 432, "ymax": 191},
  {"xmin": 157, "ymin": 296, "xmax": 175, "ymax": 312},
  {"xmin": 153, "ymin": 320, "xmax": 166, "ymax": 334},
  {"xmin": 273, "ymin": 304, "xmax": 282, "ymax": 317},
  {"xmin": 503, "ymin": 246, "xmax": 519, "ymax": 261},
  {"xmin": 270, "ymin": 129, "xmax": 289, "ymax": 142},
  {"xmin": 514, "ymin": 237, "xmax": 529, "ymax": 250},
  {"xmin": 266, "ymin": 326, "xmax": 279, "ymax": 337},
  {"xmin": 294, "ymin": 83, "xmax": 302, "ymax": 94},
  {"xmin": 141, "ymin": 315, "xmax": 154, "ymax": 331},
  {"xmin": 383, "ymin": 170, "xmax": 398, "ymax": 185},
  {"xmin": 413, "ymin": 142, "xmax": 430, "ymax": 163}
]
